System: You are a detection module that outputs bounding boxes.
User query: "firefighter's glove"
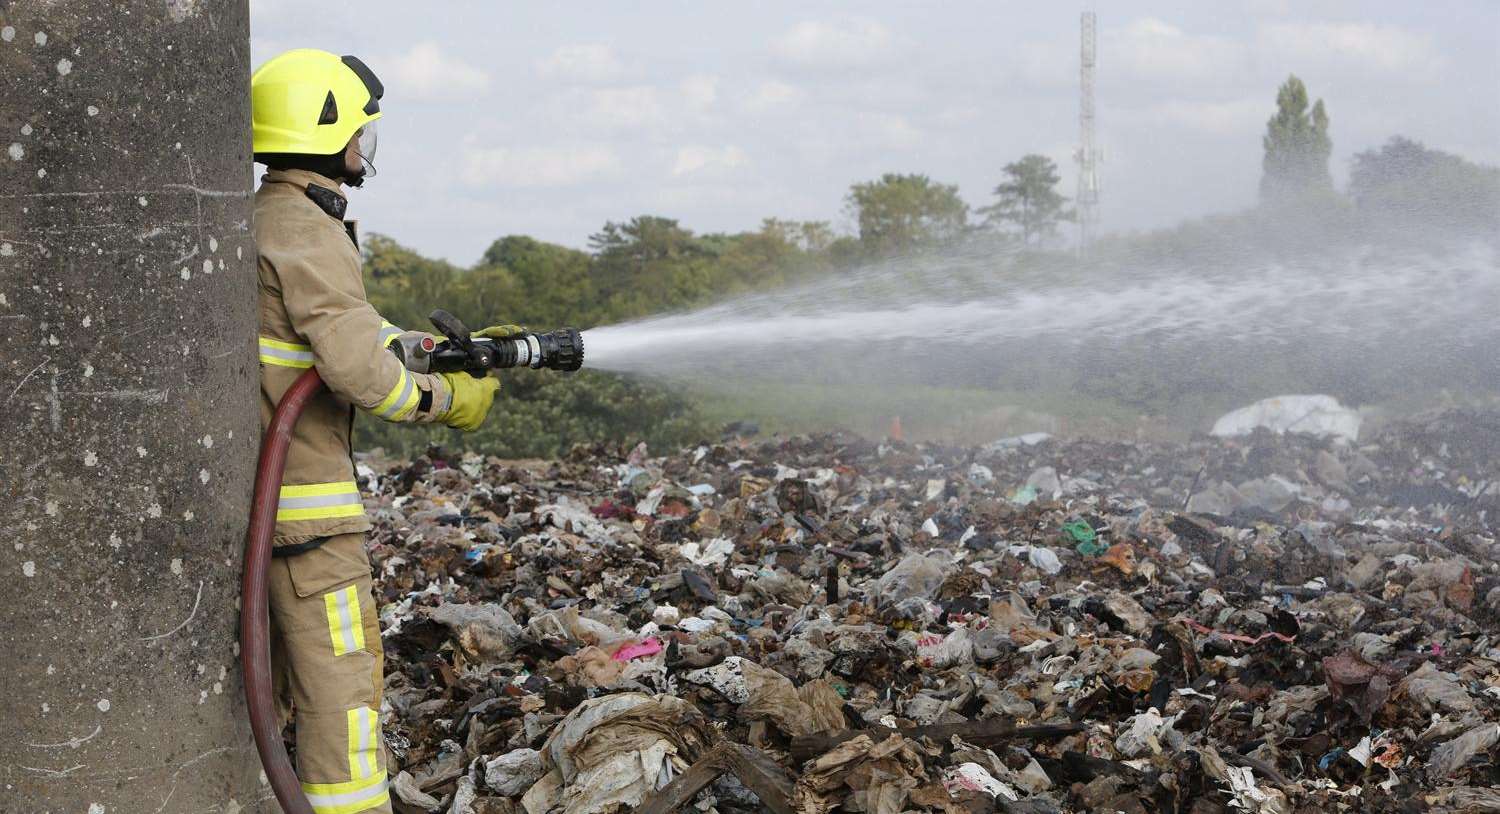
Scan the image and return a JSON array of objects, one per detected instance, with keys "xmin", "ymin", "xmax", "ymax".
[
  {"xmin": 473, "ymin": 324, "xmax": 527, "ymax": 340},
  {"xmin": 438, "ymin": 371, "xmax": 499, "ymax": 432}
]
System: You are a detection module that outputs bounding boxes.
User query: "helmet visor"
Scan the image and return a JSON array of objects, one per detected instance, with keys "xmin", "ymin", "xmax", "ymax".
[{"xmin": 355, "ymin": 120, "xmax": 379, "ymax": 177}]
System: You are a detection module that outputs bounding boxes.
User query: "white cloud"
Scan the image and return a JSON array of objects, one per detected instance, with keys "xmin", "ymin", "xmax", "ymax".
[
  {"xmin": 937, "ymin": 106, "xmax": 982, "ymax": 126},
  {"xmin": 1011, "ymin": 18, "xmax": 1244, "ymax": 89},
  {"xmin": 462, "ymin": 144, "xmax": 620, "ymax": 188},
  {"xmin": 744, "ymin": 80, "xmax": 804, "ymax": 112},
  {"xmin": 387, "ymin": 41, "xmax": 489, "ymax": 99},
  {"xmin": 1142, "ymin": 98, "xmax": 1269, "ymax": 136},
  {"xmin": 536, "ymin": 43, "xmax": 622, "ymax": 83},
  {"xmin": 680, "ymin": 74, "xmax": 719, "ymax": 109},
  {"xmin": 583, "ymin": 86, "xmax": 665, "ymax": 130},
  {"xmin": 858, "ymin": 112, "xmax": 923, "ymax": 148},
  {"xmin": 672, "ymin": 144, "xmax": 748, "ymax": 177},
  {"xmin": 1011, "ymin": 39, "xmax": 1074, "ymax": 87},
  {"xmin": 1243, "ymin": 0, "xmax": 1295, "ymax": 14},
  {"xmin": 773, "ymin": 18, "xmax": 893, "ymax": 68},
  {"xmin": 1109, "ymin": 18, "xmax": 1246, "ymax": 82},
  {"xmin": 1258, "ymin": 22, "xmax": 1442, "ymax": 75}
]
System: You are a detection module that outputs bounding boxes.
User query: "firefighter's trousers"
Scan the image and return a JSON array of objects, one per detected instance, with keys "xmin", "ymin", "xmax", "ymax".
[{"xmin": 269, "ymin": 533, "xmax": 392, "ymax": 814}]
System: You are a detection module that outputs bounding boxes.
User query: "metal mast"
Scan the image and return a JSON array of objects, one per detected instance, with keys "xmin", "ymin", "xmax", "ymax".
[{"xmin": 1076, "ymin": 11, "xmax": 1101, "ymax": 254}]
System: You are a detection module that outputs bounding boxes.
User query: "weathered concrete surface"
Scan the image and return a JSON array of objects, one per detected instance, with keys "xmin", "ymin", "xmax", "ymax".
[{"xmin": 0, "ymin": 2, "xmax": 263, "ymax": 811}]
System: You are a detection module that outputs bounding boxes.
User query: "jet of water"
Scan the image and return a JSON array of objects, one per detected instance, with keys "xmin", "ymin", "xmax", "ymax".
[{"xmin": 584, "ymin": 239, "xmax": 1500, "ymax": 393}]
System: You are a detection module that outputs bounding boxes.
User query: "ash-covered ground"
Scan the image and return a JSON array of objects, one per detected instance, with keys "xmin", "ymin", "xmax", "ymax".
[{"xmin": 357, "ymin": 405, "xmax": 1500, "ymax": 814}]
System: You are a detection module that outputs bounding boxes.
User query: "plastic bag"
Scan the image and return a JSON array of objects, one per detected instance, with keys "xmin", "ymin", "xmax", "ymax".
[{"xmin": 872, "ymin": 553, "xmax": 951, "ymax": 607}]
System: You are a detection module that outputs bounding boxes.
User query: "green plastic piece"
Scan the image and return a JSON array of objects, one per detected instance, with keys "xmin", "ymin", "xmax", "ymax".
[{"xmin": 1064, "ymin": 521, "xmax": 1108, "ymax": 555}]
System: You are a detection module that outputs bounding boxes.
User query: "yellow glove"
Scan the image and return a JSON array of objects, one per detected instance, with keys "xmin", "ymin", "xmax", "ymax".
[
  {"xmin": 438, "ymin": 372, "xmax": 499, "ymax": 432},
  {"xmin": 474, "ymin": 324, "xmax": 527, "ymax": 340}
]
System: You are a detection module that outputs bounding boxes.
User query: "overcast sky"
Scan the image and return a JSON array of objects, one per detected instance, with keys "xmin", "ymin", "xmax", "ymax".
[{"xmin": 249, "ymin": 1, "xmax": 1500, "ymax": 266}]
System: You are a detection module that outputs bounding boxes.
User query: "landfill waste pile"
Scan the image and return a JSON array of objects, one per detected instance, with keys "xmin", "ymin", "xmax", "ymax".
[{"xmin": 355, "ymin": 403, "xmax": 1500, "ymax": 814}]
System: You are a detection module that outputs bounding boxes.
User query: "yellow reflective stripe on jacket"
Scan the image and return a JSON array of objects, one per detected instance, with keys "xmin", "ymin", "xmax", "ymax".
[
  {"xmin": 301, "ymin": 771, "xmax": 389, "ymax": 814},
  {"xmin": 258, "ymin": 336, "xmax": 315, "ymax": 369},
  {"xmin": 323, "ymin": 584, "xmax": 366, "ymax": 657},
  {"xmin": 373, "ymin": 370, "xmax": 419, "ymax": 421},
  {"xmin": 377, "ymin": 320, "xmax": 403, "ymax": 348},
  {"xmin": 277, "ymin": 481, "xmax": 364, "ymax": 523},
  {"xmin": 346, "ymin": 706, "xmax": 380, "ymax": 780}
]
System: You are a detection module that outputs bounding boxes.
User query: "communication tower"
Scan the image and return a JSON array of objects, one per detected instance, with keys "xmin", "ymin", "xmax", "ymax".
[{"xmin": 1076, "ymin": 11, "xmax": 1101, "ymax": 253}]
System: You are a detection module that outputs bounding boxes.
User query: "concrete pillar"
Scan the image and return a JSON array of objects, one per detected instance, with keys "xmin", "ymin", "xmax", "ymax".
[{"xmin": 0, "ymin": 2, "xmax": 262, "ymax": 811}]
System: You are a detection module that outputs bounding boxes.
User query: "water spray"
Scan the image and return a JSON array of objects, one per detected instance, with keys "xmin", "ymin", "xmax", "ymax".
[{"xmin": 581, "ymin": 241, "xmax": 1500, "ymax": 384}]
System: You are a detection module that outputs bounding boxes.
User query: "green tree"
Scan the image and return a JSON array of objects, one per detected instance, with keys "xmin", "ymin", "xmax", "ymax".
[
  {"xmin": 585, "ymin": 216, "xmax": 828, "ymax": 319},
  {"xmin": 697, "ymin": 224, "xmax": 823, "ymax": 297},
  {"xmin": 588, "ymin": 216, "xmax": 701, "ymax": 274},
  {"xmin": 588, "ymin": 216, "xmax": 718, "ymax": 318},
  {"xmin": 471, "ymin": 236, "xmax": 597, "ymax": 329},
  {"xmin": 760, "ymin": 218, "xmax": 835, "ymax": 253},
  {"xmin": 362, "ymin": 234, "xmax": 460, "ymax": 331},
  {"xmin": 1261, "ymin": 75, "xmax": 1332, "ymax": 202},
  {"xmin": 1349, "ymin": 136, "xmax": 1500, "ymax": 231},
  {"xmin": 844, "ymin": 173, "xmax": 968, "ymax": 256},
  {"xmin": 980, "ymin": 154, "xmax": 1073, "ymax": 246}
]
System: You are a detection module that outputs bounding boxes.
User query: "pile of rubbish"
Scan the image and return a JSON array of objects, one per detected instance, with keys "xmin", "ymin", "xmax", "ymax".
[{"xmin": 357, "ymin": 400, "xmax": 1500, "ymax": 814}]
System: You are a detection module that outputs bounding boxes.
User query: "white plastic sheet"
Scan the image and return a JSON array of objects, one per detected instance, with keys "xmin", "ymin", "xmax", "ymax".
[{"xmin": 1211, "ymin": 394, "xmax": 1361, "ymax": 442}]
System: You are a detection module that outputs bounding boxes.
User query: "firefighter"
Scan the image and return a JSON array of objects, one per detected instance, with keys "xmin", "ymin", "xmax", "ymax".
[{"xmin": 249, "ymin": 48, "xmax": 506, "ymax": 813}]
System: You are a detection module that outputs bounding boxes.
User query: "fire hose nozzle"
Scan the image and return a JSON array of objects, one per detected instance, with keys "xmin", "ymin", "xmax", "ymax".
[
  {"xmin": 389, "ymin": 310, "xmax": 584, "ymax": 374},
  {"xmin": 529, "ymin": 326, "xmax": 585, "ymax": 372}
]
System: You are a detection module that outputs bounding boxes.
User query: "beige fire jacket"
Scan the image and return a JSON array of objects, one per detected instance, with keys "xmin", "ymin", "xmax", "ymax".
[{"xmin": 255, "ymin": 168, "xmax": 449, "ymax": 548}]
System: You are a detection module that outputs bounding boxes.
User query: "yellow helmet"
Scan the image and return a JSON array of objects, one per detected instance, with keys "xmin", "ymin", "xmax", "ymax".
[{"xmin": 251, "ymin": 49, "xmax": 383, "ymax": 157}]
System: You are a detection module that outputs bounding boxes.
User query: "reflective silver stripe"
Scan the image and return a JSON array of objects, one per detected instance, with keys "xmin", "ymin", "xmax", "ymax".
[
  {"xmin": 377, "ymin": 323, "xmax": 403, "ymax": 348},
  {"xmin": 335, "ymin": 587, "xmax": 358, "ymax": 654},
  {"xmin": 279, "ymin": 491, "xmax": 362, "ymax": 511},
  {"xmin": 259, "ymin": 344, "xmax": 315, "ymax": 364},
  {"xmin": 375, "ymin": 372, "xmax": 415, "ymax": 419},
  {"xmin": 302, "ymin": 774, "xmax": 389, "ymax": 813},
  {"xmin": 354, "ymin": 707, "xmax": 376, "ymax": 778}
]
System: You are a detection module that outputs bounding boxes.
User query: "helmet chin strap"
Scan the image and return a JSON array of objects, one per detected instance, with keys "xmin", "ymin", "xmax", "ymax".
[
  {"xmin": 337, "ymin": 150, "xmax": 376, "ymax": 188},
  {"xmin": 256, "ymin": 148, "xmax": 372, "ymax": 189},
  {"xmin": 349, "ymin": 145, "xmax": 377, "ymax": 186}
]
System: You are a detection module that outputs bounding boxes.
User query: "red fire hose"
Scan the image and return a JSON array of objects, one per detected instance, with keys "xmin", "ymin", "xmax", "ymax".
[{"xmin": 241, "ymin": 367, "xmax": 323, "ymax": 814}]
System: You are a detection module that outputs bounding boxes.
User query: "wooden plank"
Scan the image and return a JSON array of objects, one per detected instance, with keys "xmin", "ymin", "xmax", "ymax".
[
  {"xmin": 634, "ymin": 745, "xmax": 731, "ymax": 814},
  {"xmin": 635, "ymin": 743, "xmax": 798, "ymax": 814},
  {"xmin": 721, "ymin": 743, "xmax": 797, "ymax": 814}
]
